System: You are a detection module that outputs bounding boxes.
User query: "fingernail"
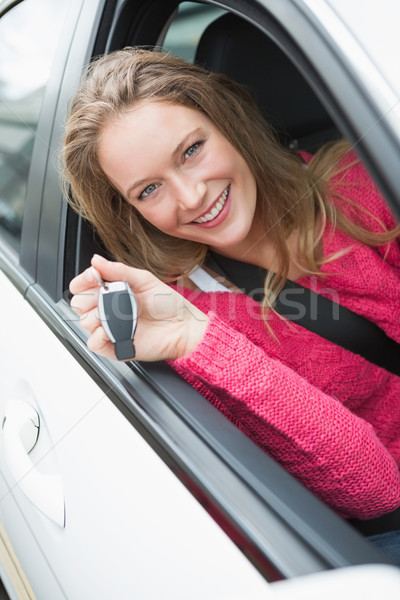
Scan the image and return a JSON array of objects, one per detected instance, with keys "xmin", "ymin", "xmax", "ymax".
[{"xmin": 84, "ymin": 268, "xmax": 94, "ymax": 282}]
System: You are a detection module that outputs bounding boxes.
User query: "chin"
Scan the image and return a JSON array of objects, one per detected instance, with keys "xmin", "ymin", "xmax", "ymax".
[{"xmin": 215, "ymin": 229, "xmax": 252, "ymax": 250}]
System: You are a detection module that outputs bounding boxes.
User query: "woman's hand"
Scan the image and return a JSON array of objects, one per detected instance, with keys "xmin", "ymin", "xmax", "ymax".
[{"xmin": 69, "ymin": 254, "xmax": 208, "ymax": 362}]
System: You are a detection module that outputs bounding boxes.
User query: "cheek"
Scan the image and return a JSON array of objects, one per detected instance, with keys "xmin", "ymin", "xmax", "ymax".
[
  {"xmin": 135, "ymin": 203, "xmax": 177, "ymax": 233},
  {"xmin": 204, "ymin": 150, "xmax": 233, "ymax": 176}
]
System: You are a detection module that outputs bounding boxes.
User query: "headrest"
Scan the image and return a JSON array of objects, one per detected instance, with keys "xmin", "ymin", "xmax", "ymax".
[{"xmin": 195, "ymin": 13, "xmax": 337, "ymax": 150}]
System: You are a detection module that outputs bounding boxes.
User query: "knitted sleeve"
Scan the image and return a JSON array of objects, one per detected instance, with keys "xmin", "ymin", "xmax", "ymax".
[{"xmin": 171, "ymin": 312, "xmax": 400, "ymax": 520}]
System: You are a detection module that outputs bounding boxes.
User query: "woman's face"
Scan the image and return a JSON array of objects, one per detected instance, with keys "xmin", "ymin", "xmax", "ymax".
[{"xmin": 98, "ymin": 100, "xmax": 259, "ymax": 255}]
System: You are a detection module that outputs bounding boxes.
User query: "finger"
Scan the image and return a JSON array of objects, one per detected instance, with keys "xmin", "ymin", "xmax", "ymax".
[
  {"xmin": 70, "ymin": 266, "xmax": 102, "ymax": 295},
  {"xmin": 78, "ymin": 306, "xmax": 101, "ymax": 334},
  {"xmin": 87, "ymin": 324, "xmax": 116, "ymax": 360},
  {"xmin": 91, "ymin": 255, "xmax": 155, "ymax": 291},
  {"xmin": 70, "ymin": 287, "xmax": 99, "ymax": 315}
]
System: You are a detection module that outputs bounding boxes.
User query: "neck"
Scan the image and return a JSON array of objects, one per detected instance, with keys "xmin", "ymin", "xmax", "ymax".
[{"xmin": 210, "ymin": 229, "xmax": 308, "ymax": 282}]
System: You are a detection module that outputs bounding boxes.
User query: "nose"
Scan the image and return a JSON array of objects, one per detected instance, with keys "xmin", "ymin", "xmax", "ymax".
[{"xmin": 172, "ymin": 172, "xmax": 206, "ymax": 211}]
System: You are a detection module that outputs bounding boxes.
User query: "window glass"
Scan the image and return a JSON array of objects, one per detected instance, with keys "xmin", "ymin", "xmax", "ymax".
[
  {"xmin": 0, "ymin": 0, "xmax": 68, "ymax": 250},
  {"xmin": 162, "ymin": 1, "xmax": 225, "ymax": 62}
]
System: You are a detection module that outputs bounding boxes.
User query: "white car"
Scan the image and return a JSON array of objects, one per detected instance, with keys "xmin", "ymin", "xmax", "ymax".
[{"xmin": 0, "ymin": 0, "xmax": 400, "ymax": 598}]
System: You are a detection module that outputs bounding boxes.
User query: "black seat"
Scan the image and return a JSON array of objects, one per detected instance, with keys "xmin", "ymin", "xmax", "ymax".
[{"xmin": 195, "ymin": 13, "xmax": 339, "ymax": 152}]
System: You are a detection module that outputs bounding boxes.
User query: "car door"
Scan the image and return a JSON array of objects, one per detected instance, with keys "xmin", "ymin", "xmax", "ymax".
[
  {"xmin": 0, "ymin": 0, "xmax": 397, "ymax": 599},
  {"xmin": 0, "ymin": 1, "xmax": 275, "ymax": 598}
]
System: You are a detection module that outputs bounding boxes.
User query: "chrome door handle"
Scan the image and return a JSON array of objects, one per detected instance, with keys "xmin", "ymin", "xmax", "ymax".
[{"xmin": 2, "ymin": 399, "xmax": 65, "ymax": 528}]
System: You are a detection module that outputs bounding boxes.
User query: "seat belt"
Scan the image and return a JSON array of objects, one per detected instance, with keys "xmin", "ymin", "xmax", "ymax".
[{"xmin": 206, "ymin": 252, "xmax": 400, "ymax": 377}]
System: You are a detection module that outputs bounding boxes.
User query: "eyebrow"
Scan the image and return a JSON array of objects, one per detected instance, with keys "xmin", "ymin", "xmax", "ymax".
[{"xmin": 125, "ymin": 127, "xmax": 204, "ymax": 200}]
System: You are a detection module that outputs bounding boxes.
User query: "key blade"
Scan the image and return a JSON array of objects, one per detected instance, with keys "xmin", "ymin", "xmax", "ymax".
[{"xmin": 90, "ymin": 266, "xmax": 105, "ymax": 287}]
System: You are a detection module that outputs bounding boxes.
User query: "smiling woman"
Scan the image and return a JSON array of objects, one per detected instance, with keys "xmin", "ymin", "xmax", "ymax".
[
  {"xmin": 64, "ymin": 47, "xmax": 400, "ymax": 563},
  {"xmin": 97, "ymin": 101, "xmax": 258, "ymax": 256},
  {"xmin": 64, "ymin": 48, "xmax": 322, "ymax": 287}
]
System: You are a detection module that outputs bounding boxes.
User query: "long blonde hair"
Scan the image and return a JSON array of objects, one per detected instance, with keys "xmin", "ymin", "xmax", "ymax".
[{"xmin": 63, "ymin": 47, "xmax": 399, "ymax": 307}]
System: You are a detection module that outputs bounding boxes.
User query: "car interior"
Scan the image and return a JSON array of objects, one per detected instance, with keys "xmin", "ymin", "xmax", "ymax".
[
  {"xmin": 194, "ymin": 12, "xmax": 340, "ymax": 152},
  {"xmin": 66, "ymin": 5, "xmax": 341, "ymax": 289},
  {"xmin": 62, "ymin": 0, "xmax": 398, "ymax": 575}
]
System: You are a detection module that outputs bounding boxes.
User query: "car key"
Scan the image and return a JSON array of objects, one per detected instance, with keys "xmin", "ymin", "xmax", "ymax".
[{"xmin": 91, "ymin": 267, "xmax": 138, "ymax": 361}]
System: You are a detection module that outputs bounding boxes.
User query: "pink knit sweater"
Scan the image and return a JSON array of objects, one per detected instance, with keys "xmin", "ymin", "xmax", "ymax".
[{"xmin": 170, "ymin": 154, "xmax": 400, "ymax": 520}]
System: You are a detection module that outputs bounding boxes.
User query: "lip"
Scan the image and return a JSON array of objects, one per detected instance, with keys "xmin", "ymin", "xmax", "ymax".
[{"xmin": 188, "ymin": 184, "xmax": 231, "ymax": 229}]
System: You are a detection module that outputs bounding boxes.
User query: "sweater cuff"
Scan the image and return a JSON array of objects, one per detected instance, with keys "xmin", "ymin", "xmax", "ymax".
[{"xmin": 172, "ymin": 311, "xmax": 252, "ymax": 381}]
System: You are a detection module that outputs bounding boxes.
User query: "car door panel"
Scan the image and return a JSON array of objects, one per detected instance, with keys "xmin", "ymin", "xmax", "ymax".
[{"xmin": 0, "ymin": 270, "xmax": 270, "ymax": 599}]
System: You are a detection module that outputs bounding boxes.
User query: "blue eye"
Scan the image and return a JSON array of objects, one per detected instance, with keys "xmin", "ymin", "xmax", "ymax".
[
  {"xmin": 184, "ymin": 141, "xmax": 202, "ymax": 159},
  {"xmin": 138, "ymin": 183, "xmax": 159, "ymax": 200}
]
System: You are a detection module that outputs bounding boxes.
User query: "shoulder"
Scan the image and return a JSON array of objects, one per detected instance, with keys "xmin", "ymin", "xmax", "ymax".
[
  {"xmin": 331, "ymin": 150, "xmax": 398, "ymax": 232},
  {"xmin": 300, "ymin": 146, "xmax": 398, "ymax": 232}
]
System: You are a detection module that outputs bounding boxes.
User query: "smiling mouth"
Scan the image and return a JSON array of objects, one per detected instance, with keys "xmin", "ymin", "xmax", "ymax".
[{"xmin": 191, "ymin": 185, "xmax": 230, "ymax": 224}]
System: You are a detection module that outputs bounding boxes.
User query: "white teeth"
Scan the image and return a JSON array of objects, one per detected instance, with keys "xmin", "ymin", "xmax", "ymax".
[{"xmin": 192, "ymin": 186, "xmax": 229, "ymax": 224}]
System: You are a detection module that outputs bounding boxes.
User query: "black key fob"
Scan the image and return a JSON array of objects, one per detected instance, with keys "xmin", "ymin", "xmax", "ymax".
[{"xmin": 98, "ymin": 281, "xmax": 138, "ymax": 360}]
